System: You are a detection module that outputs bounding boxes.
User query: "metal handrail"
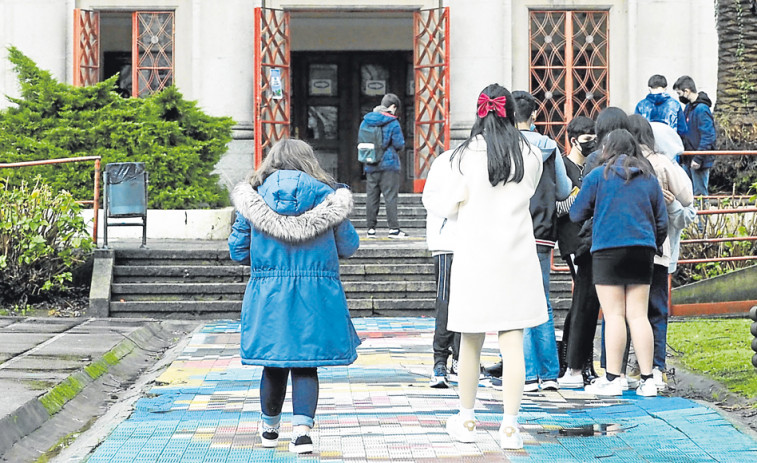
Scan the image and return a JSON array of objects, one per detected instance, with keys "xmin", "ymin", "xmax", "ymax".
[
  {"xmin": 677, "ymin": 206, "xmax": 757, "ymax": 265},
  {"xmin": 0, "ymin": 156, "xmax": 101, "ymax": 244}
]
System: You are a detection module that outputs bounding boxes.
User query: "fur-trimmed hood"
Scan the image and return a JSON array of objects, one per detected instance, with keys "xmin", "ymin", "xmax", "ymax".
[{"xmin": 230, "ymin": 171, "xmax": 353, "ymax": 243}]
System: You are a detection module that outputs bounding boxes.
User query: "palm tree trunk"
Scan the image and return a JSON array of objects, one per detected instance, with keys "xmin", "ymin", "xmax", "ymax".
[{"xmin": 714, "ymin": 0, "xmax": 757, "ymax": 118}]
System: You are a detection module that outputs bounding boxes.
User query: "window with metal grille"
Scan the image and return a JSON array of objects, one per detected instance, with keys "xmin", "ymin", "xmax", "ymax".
[
  {"xmin": 74, "ymin": 9, "xmax": 174, "ymax": 98},
  {"xmin": 529, "ymin": 10, "xmax": 609, "ymax": 149}
]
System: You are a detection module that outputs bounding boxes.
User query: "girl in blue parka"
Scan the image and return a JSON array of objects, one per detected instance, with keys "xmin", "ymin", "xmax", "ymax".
[
  {"xmin": 228, "ymin": 139, "xmax": 361, "ymax": 454},
  {"xmin": 570, "ymin": 129, "xmax": 668, "ymax": 398}
]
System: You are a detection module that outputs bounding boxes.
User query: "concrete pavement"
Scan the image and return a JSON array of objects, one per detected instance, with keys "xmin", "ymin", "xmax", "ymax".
[
  {"xmin": 62, "ymin": 318, "xmax": 757, "ymax": 462},
  {"xmin": 0, "ymin": 317, "xmax": 199, "ymax": 461}
]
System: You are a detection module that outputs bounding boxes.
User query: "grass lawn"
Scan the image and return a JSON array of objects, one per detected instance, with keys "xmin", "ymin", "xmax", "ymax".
[{"xmin": 667, "ymin": 318, "xmax": 757, "ymax": 399}]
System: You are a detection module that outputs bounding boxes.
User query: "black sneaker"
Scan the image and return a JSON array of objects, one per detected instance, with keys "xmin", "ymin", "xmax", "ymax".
[
  {"xmin": 484, "ymin": 360, "xmax": 503, "ymax": 378},
  {"xmin": 289, "ymin": 434, "xmax": 314, "ymax": 454},
  {"xmin": 429, "ymin": 364, "xmax": 450, "ymax": 388},
  {"xmin": 388, "ymin": 229, "xmax": 408, "ymax": 239},
  {"xmin": 259, "ymin": 424, "xmax": 279, "ymax": 448},
  {"xmin": 449, "ymin": 358, "xmax": 459, "ymax": 381}
]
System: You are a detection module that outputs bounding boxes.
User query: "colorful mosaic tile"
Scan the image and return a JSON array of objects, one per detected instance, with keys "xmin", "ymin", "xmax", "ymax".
[{"xmin": 87, "ymin": 318, "xmax": 757, "ymax": 462}]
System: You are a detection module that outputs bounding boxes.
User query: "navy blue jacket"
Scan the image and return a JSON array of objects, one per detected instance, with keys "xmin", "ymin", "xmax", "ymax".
[
  {"xmin": 634, "ymin": 93, "xmax": 688, "ymax": 136},
  {"xmin": 228, "ymin": 170, "xmax": 361, "ymax": 367},
  {"xmin": 360, "ymin": 109, "xmax": 405, "ymax": 173},
  {"xmin": 570, "ymin": 157, "xmax": 668, "ymax": 254},
  {"xmin": 681, "ymin": 92, "xmax": 717, "ymax": 168}
]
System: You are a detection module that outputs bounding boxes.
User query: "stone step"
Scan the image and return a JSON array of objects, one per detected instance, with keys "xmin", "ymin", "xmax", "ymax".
[
  {"xmin": 113, "ymin": 263, "xmax": 436, "ymax": 283},
  {"xmin": 112, "ymin": 281, "xmax": 436, "ymax": 298},
  {"xmin": 113, "ymin": 246, "xmax": 431, "ymax": 266},
  {"xmin": 350, "ymin": 204, "xmax": 426, "ymax": 219},
  {"xmin": 349, "ymin": 218, "xmax": 426, "ymax": 229},
  {"xmin": 351, "ymin": 193, "xmax": 423, "ymax": 206},
  {"xmin": 108, "ymin": 299, "xmax": 435, "ymax": 318}
]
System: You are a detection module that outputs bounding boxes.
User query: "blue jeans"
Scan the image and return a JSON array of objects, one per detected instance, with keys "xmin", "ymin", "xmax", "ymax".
[
  {"xmin": 260, "ymin": 367, "xmax": 319, "ymax": 428},
  {"xmin": 682, "ymin": 164, "xmax": 711, "ymax": 196},
  {"xmin": 523, "ymin": 247, "xmax": 560, "ymax": 382},
  {"xmin": 648, "ymin": 264, "xmax": 669, "ymax": 370}
]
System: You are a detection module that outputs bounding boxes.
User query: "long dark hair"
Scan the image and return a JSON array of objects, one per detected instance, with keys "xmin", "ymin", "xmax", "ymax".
[
  {"xmin": 595, "ymin": 107, "xmax": 629, "ymax": 148},
  {"xmin": 601, "ymin": 129, "xmax": 654, "ymax": 181},
  {"xmin": 626, "ymin": 114, "xmax": 656, "ymax": 151},
  {"xmin": 450, "ymin": 84, "xmax": 525, "ymax": 186}
]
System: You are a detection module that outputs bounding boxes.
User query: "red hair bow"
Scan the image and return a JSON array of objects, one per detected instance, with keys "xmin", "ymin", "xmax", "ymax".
[{"xmin": 477, "ymin": 93, "xmax": 508, "ymax": 119}]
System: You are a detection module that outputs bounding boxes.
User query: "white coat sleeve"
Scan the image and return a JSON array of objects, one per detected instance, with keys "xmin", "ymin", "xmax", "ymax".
[{"xmin": 422, "ymin": 150, "xmax": 467, "ymax": 220}]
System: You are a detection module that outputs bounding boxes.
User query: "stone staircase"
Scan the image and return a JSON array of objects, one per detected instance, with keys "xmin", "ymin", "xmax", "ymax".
[{"xmin": 93, "ymin": 194, "xmax": 573, "ymax": 325}]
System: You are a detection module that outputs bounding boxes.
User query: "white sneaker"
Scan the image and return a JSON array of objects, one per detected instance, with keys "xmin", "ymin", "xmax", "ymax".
[
  {"xmin": 558, "ymin": 371, "xmax": 584, "ymax": 389},
  {"xmin": 636, "ymin": 378, "xmax": 658, "ymax": 397},
  {"xmin": 652, "ymin": 367, "xmax": 667, "ymax": 391},
  {"xmin": 388, "ymin": 229, "xmax": 408, "ymax": 239},
  {"xmin": 540, "ymin": 380, "xmax": 560, "ymax": 391},
  {"xmin": 499, "ymin": 423, "xmax": 523, "ymax": 450},
  {"xmin": 620, "ymin": 376, "xmax": 639, "ymax": 391},
  {"xmin": 584, "ymin": 376, "xmax": 622, "ymax": 396},
  {"xmin": 446, "ymin": 413, "xmax": 477, "ymax": 443},
  {"xmin": 523, "ymin": 381, "xmax": 539, "ymax": 392},
  {"xmin": 259, "ymin": 423, "xmax": 280, "ymax": 448}
]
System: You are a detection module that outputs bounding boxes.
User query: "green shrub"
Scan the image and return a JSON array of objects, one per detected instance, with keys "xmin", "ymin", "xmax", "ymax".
[
  {"xmin": 0, "ymin": 47, "xmax": 235, "ymax": 209},
  {"xmin": 711, "ymin": 114, "xmax": 757, "ymax": 194},
  {"xmin": 674, "ymin": 195, "xmax": 757, "ymax": 286},
  {"xmin": 0, "ymin": 177, "xmax": 95, "ymax": 306}
]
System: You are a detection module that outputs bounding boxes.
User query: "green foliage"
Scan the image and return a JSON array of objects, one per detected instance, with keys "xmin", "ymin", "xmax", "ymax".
[
  {"xmin": 711, "ymin": 113, "xmax": 757, "ymax": 194},
  {"xmin": 668, "ymin": 319, "xmax": 757, "ymax": 399},
  {"xmin": 0, "ymin": 46, "xmax": 235, "ymax": 209},
  {"xmin": 675, "ymin": 195, "xmax": 757, "ymax": 286},
  {"xmin": 0, "ymin": 177, "xmax": 95, "ymax": 306}
]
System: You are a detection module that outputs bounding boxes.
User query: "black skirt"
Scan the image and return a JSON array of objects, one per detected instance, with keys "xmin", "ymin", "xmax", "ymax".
[{"xmin": 592, "ymin": 246, "xmax": 655, "ymax": 285}]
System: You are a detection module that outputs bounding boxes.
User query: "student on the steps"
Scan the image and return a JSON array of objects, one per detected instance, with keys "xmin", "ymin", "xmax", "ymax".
[
  {"xmin": 423, "ymin": 83, "xmax": 547, "ymax": 450},
  {"xmin": 228, "ymin": 138, "xmax": 361, "ymax": 454}
]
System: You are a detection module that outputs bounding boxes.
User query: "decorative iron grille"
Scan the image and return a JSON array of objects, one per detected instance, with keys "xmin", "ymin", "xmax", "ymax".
[
  {"xmin": 254, "ymin": 8, "xmax": 291, "ymax": 166},
  {"xmin": 413, "ymin": 7, "xmax": 450, "ymax": 193},
  {"xmin": 530, "ymin": 10, "xmax": 609, "ymax": 148},
  {"xmin": 73, "ymin": 9, "xmax": 100, "ymax": 87},
  {"xmin": 132, "ymin": 11, "xmax": 174, "ymax": 98}
]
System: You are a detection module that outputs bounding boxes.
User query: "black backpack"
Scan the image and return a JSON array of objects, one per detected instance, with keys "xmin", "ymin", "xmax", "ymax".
[{"xmin": 357, "ymin": 124, "xmax": 385, "ymax": 165}]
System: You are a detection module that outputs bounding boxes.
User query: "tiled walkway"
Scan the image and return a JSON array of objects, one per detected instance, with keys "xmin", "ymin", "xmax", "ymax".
[{"xmin": 87, "ymin": 318, "xmax": 757, "ymax": 462}]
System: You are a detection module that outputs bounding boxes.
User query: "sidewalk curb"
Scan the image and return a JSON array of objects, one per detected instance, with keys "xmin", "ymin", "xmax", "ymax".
[
  {"xmin": 0, "ymin": 320, "xmax": 165, "ymax": 456},
  {"xmin": 668, "ymin": 357, "xmax": 757, "ymax": 439}
]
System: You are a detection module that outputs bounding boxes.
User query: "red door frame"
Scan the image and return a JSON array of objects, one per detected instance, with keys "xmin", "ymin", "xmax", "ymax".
[
  {"xmin": 413, "ymin": 7, "xmax": 450, "ymax": 193},
  {"xmin": 73, "ymin": 9, "xmax": 100, "ymax": 87},
  {"xmin": 253, "ymin": 7, "xmax": 291, "ymax": 167}
]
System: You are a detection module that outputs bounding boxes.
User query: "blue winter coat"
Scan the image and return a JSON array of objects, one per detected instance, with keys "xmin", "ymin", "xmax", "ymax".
[
  {"xmin": 681, "ymin": 92, "xmax": 717, "ymax": 168},
  {"xmin": 570, "ymin": 156, "xmax": 668, "ymax": 254},
  {"xmin": 360, "ymin": 110, "xmax": 405, "ymax": 173},
  {"xmin": 634, "ymin": 93, "xmax": 688, "ymax": 136},
  {"xmin": 228, "ymin": 170, "xmax": 361, "ymax": 367}
]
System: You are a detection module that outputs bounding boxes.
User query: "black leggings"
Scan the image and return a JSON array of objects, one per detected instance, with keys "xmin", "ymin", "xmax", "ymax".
[{"xmin": 260, "ymin": 367, "xmax": 319, "ymax": 424}]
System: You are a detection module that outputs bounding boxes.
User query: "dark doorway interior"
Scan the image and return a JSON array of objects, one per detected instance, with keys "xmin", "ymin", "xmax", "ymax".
[
  {"xmin": 291, "ymin": 51, "xmax": 414, "ymax": 192},
  {"xmin": 100, "ymin": 12, "xmax": 132, "ymax": 97}
]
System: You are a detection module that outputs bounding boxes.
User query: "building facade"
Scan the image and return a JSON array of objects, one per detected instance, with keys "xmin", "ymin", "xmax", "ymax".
[{"xmin": 0, "ymin": 0, "xmax": 718, "ymax": 192}]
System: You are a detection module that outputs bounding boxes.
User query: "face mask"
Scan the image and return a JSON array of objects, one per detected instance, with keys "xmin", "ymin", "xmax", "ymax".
[
  {"xmin": 579, "ymin": 139, "xmax": 596, "ymax": 155},
  {"xmin": 530, "ymin": 123, "xmax": 537, "ymax": 132},
  {"xmin": 679, "ymin": 95, "xmax": 690, "ymax": 105}
]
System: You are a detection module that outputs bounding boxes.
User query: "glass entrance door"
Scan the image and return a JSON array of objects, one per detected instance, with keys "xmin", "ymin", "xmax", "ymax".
[{"xmin": 291, "ymin": 51, "xmax": 413, "ymax": 192}]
